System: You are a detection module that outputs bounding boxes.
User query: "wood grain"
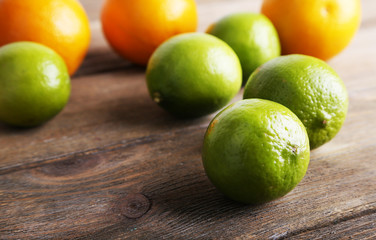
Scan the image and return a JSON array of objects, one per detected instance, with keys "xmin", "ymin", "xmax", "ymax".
[
  {"xmin": 1, "ymin": 0, "xmax": 376, "ymax": 239},
  {"xmin": 0, "ymin": 68, "xmax": 218, "ymax": 173},
  {"xmin": 1, "ymin": 125, "xmax": 375, "ymax": 239},
  {"xmin": 287, "ymin": 212, "xmax": 376, "ymax": 239}
]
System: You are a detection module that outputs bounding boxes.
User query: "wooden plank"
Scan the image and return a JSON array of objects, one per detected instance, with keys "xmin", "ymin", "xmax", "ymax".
[
  {"xmin": 79, "ymin": 0, "xmax": 103, "ymax": 21},
  {"xmin": 0, "ymin": 69, "xmax": 221, "ymax": 173},
  {"xmin": 0, "ymin": 124, "xmax": 375, "ymax": 239},
  {"xmin": 287, "ymin": 212, "xmax": 376, "ymax": 239}
]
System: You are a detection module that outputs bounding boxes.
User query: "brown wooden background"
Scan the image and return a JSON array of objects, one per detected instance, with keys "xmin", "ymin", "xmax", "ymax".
[{"xmin": 1, "ymin": 0, "xmax": 375, "ymax": 239}]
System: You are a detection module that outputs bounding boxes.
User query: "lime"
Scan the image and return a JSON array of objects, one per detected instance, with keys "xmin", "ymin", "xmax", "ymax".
[
  {"xmin": 0, "ymin": 42, "xmax": 71, "ymax": 127},
  {"xmin": 146, "ymin": 33, "xmax": 242, "ymax": 118},
  {"xmin": 202, "ymin": 99, "xmax": 310, "ymax": 204},
  {"xmin": 243, "ymin": 54, "xmax": 348, "ymax": 149},
  {"xmin": 207, "ymin": 13, "xmax": 280, "ymax": 83}
]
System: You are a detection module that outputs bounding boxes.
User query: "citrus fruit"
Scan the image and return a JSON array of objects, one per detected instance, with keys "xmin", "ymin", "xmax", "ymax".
[
  {"xmin": 202, "ymin": 99, "xmax": 310, "ymax": 204},
  {"xmin": 146, "ymin": 33, "xmax": 242, "ymax": 118},
  {"xmin": 261, "ymin": 0, "xmax": 361, "ymax": 60},
  {"xmin": 0, "ymin": 42, "xmax": 71, "ymax": 127},
  {"xmin": 0, "ymin": 0, "xmax": 91, "ymax": 75},
  {"xmin": 243, "ymin": 54, "xmax": 348, "ymax": 149},
  {"xmin": 207, "ymin": 13, "xmax": 280, "ymax": 83},
  {"xmin": 101, "ymin": 0, "xmax": 198, "ymax": 65}
]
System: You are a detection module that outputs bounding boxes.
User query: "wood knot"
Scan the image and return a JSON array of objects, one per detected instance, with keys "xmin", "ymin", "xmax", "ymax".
[{"xmin": 120, "ymin": 193, "xmax": 150, "ymax": 219}]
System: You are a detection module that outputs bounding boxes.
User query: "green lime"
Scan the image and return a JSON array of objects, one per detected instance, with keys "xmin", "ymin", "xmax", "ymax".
[
  {"xmin": 202, "ymin": 99, "xmax": 310, "ymax": 204},
  {"xmin": 207, "ymin": 13, "xmax": 280, "ymax": 83},
  {"xmin": 146, "ymin": 33, "xmax": 242, "ymax": 118},
  {"xmin": 243, "ymin": 54, "xmax": 348, "ymax": 149},
  {"xmin": 0, "ymin": 42, "xmax": 71, "ymax": 127}
]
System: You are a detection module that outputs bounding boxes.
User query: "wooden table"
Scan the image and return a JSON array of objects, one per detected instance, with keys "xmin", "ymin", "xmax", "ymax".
[{"xmin": 1, "ymin": 0, "xmax": 375, "ymax": 239}]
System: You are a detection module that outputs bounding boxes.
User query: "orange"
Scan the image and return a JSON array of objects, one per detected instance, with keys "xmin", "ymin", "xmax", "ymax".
[
  {"xmin": 101, "ymin": 0, "xmax": 198, "ymax": 65},
  {"xmin": 0, "ymin": 0, "xmax": 91, "ymax": 76},
  {"xmin": 261, "ymin": 0, "xmax": 361, "ymax": 60}
]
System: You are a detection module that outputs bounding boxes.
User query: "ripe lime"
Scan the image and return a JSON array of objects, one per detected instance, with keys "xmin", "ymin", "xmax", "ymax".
[
  {"xmin": 146, "ymin": 33, "xmax": 242, "ymax": 118},
  {"xmin": 0, "ymin": 42, "xmax": 71, "ymax": 127},
  {"xmin": 207, "ymin": 13, "xmax": 280, "ymax": 83},
  {"xmin": 243, "ymin": 54, "xmax": 348, "ymax": 149},
  {"xmin": 202, "ymin": 99, "xmax": 310, "ymax": 204}
]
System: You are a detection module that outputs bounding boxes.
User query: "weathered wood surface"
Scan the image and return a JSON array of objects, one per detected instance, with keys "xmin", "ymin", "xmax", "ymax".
[{"xmin": 1, "ymin": 0, "xmax": 376, "ymax": 239}]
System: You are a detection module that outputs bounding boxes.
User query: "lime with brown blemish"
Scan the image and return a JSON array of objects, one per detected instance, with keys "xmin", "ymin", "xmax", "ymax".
[
  {"xmin": 146, "ymin": 33, "xmax": 242, "ymax": 118},
  {"xmin": 0, "ymin": 42, "xmax": 71, "ymax": 127},
  {"xmin": 202, "ymin": 99, "xmax": 310, "ymax": 204},
  {"xmin": 243, "ymin": 54, "xmax": 348, "ymax": 149}
]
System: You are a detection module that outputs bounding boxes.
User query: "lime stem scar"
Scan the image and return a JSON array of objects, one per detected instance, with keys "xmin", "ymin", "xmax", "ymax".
[{"xmin": 153, "ymin": 92, "xmax": 162, "ymax": 103}]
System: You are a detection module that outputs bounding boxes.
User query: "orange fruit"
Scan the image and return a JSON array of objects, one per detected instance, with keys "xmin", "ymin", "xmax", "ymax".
[
  {"xmin": 101, "ymin": 0, "xmax": 198, "ymax": 65},
  {"xmin": 0, "ymin": 0, "xmax": 91, "ymax": 76},
  {"xmin": 261, "ymin": 0, "xmax": 361, "ymax": 60}
]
